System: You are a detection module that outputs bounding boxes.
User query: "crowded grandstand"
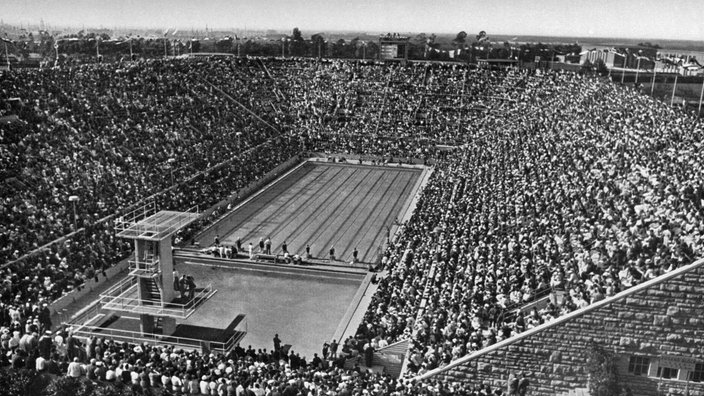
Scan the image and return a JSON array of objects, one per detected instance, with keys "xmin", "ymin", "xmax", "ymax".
[{"xmin": 1, "ymin": 55, "xmax": 703, "ymax": 396}]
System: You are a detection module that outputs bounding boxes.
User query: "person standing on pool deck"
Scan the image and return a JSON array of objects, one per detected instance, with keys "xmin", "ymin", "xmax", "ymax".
[
  {"xmin": 352, "ymin": 247, "xmax": 359, "ymax": 263},
  {"xmin": 273, "ymin": 334, "xmax": 281, "ymax": 352},
  {"xmin": 265, "ymin": 237, "xmax": 271, "ymax": 255},
  {"xmin": 248, "ymin": 243, "xmax": 254, "ymax": 259},
  {"xmin": 330, "ymin": 339, "xmax": 339, "ymax": 359},
  {"xmin": 236, "ymin": 236, "xmax": 242, "ymax": 252},
  {"xmin": 259, "ymin": 237, "xmax": 265, "ymax": 253},
  {"xmin": 306, "ymin": 244, "xmax": 311, "ymax": 258},
  {"xmin": 282, "ymin": 241, "xmax": 288, "ymax": 255},
  {"xmin": 329, "ymin": 246, "xmax": 336, "ymax": 261}
]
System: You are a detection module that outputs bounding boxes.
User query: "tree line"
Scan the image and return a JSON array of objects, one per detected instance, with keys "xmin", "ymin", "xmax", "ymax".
[{"xmin": 4, "ymin": 28, "xmax": 582, "ymax": 65}]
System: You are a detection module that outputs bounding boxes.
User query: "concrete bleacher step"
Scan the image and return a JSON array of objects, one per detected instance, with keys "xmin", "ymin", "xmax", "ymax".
[{"xmin": 557, "ymin": 387, "xmax": 589, "ymax": 396}]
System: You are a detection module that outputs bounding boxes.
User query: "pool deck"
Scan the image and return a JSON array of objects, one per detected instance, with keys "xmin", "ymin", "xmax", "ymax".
[{"xmin": 172, "ymin": 253, "xmax": 372, "ymax": 358}]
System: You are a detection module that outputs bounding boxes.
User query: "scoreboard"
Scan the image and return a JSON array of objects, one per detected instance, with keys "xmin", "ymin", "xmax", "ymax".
[
  {"xmin": 379, "ymin": 34, "xmax": 409, "ymax": 61},
  {"xmin": 380, "ymin": 44, "xmax": 398, "ymax": 59}
]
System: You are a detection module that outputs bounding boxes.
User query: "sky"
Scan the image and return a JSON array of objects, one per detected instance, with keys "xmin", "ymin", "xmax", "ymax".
[{"xmin": 3, "ymin": 0, "xmax": 703, "ymax": 41}]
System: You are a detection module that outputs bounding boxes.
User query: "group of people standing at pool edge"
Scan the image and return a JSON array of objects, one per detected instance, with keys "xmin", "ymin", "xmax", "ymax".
[{"xmin": 211, "ymin": 234, "xmax": 362, "ymax": 265}]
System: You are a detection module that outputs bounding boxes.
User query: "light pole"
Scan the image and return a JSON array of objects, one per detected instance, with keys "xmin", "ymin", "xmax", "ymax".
[
  {"xmin": 697, "ymin": 77, "xmax": 704, "ymax": 117},
  {"xmin": 671, "ymin": 73, "xmax": 678, "ymax": 107},
  {"xmin": 635, "ymin": 56, "xmax": 641, "ymax": 84},
  {"xmin": 96, "ymin": 37, "xmax": 101, "ymax": 62},
  {"xmin": 68, "ymin": 195, "xmax": 79, "ymax": 230},
  {"xmin": 167, "ymin": 158, "xmax": 176, "ymax": 186},
  {"xmin": 2, "ymin": 38, "xmax": 10, "ymax": 70}
]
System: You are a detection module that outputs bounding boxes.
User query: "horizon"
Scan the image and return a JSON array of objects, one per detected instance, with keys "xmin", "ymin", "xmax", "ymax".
[{"xmin": 3, "ymin": 0, "xmax": 703, "ymax": 42}]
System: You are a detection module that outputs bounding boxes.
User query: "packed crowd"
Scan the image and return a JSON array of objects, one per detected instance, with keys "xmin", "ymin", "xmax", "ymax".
[
  {"xmin": 0, "ymin": 58, "xmax": 300, "ymax": 323},
  {"xmin": 2, "ymin": 56, "xmax": 703, "ymax": 392},
  {"xmin": 351, "ymin": 69, "xmax": 704, "ymax": 374},
  {"xmin": 1, "ymin": 324, "xmax": 494, "ymax": 395},
  {"xmin": 266, "ymin": 59, "xmax": 509, "ymax": 159},
  {"xmin": 0, "ymin": 58, "xmax": 284, "ymax": 262}
]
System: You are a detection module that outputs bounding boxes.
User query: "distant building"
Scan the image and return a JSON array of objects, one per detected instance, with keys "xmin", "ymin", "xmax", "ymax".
[
  {"xmin": 580, "ymin": 49, "xmax": 620, "ymax": 67},
  {"xmin": 580, "ymin": 47, "xmax": 655, "ymax": 71}
]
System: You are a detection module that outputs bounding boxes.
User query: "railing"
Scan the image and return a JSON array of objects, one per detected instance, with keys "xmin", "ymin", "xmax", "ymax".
[
  {"xmin": 128, "ymin": 257, "xmax": 160, "ymax": 277},
  {"xmin": 99, "ymin": 277, "xmax": 216, "ymax": 318},
  {"xmin": 101, "ymin": 276, "xmax": 139, "ymax": 299},
  {"xmin": 223, "ymin": 316, "xmax": 248, "ymax": 352},
  {"xmin": 63, "ymin": 299, "xmax": 103, "ymax": 328},
  {"xmin": 180, "ymin": 285, "xmax": 216, "ymax": 317},
  {"xmin": 69, "ymin": 315, "xmax": 246, "ymax": 355},
  {"xmin": 115, "ymin": 202, "xmax": 200, "ymax": 239},
  {"xmin": 115, "ymin": 200, "xmax": 158, "ymax": 233},
  {"xmin": 498, "ymin": 285, "xmax": 554, "ymax": 324}
]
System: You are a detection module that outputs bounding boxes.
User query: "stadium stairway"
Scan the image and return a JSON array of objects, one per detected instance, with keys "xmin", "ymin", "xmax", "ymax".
[
  {"xmin": 144, "ymin": 278, "xmax": 161, "ymax": 303},
  {"xmin": 372, "ymin": 339, "xmax": 409, "ymax": 379},
  {"xmin": 500, "ymin": 290, "xmax": 553, "ymax": 324},
  {"xmin": 342, "ymin": 355, "xmax": 386, "ymax": 376}
]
